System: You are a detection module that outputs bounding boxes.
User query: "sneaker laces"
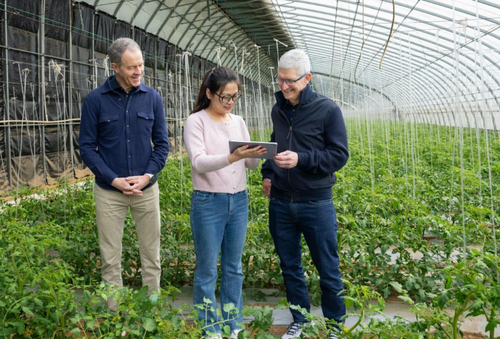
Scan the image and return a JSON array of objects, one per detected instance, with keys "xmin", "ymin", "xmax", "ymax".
[{"xmin": 285, "ymin": 322, "xmax": 302, "ymax": 335}]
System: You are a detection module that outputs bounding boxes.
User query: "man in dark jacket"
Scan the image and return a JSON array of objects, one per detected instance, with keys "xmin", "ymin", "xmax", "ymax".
[{"xmin": 261, "ymin": 49, "xmax": 348, "ymax": 339}]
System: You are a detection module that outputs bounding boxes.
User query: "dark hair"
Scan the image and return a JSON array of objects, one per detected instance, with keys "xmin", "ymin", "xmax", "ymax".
[{"xmin": 191, "ymin": 67, "xmax": 241, "ymax": 114}]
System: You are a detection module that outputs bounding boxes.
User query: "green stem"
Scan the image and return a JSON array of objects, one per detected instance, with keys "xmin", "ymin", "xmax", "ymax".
[
  {"xmin": 344, "ymin": 301, "xmax": 366, "ymax": 334},
  {"xmin": 452, "ymin": 294, "xmax": 470, "ymax": 339},
  {"xmin": 2, "ymin": 296, "xmax": 29, "ymax": 338},
  {"xmin": 488, "ymin": 307, "xmax": 495, "ymax": 339}
]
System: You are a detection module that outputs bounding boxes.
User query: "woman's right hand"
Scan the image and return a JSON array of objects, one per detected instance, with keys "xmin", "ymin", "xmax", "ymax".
[{"xmin": 228, "ymin": 145, "xmax": 267, "ymax": 163}]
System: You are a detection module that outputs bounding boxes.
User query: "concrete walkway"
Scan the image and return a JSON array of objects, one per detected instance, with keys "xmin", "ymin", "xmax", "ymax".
[{"xmin": 171, "ymin": 285, "xmax": 497, "ymax": 337}]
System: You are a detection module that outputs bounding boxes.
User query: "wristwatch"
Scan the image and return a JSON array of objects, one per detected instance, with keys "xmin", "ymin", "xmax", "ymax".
[{"xmin": 146, "ymin": 173, "xmax": 155, "ymax": 184}]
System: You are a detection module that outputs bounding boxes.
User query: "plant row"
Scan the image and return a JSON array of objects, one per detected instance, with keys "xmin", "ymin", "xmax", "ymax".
[{"xmin": 1, "ymin": 120, "xmax": 499, "ymax": 338}]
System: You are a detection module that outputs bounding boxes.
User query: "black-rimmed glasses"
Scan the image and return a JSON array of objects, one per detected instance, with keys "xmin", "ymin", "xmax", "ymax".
[
  {"xmin": 214, "ymin": 91, "xmax": 241, "ymax": 104},
  {"xmin": 275, "ymin": 73, "xmax": 308, "ymax": 86}
]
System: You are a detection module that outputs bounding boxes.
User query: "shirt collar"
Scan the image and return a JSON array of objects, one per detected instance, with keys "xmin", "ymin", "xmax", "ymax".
[
  {"xmin": 102, "ymin": 75, "xmax": 149, "ymax": 94},
  {"xmin": 275, "ymin": 83, "xmax": 314, "ymax": 108}
]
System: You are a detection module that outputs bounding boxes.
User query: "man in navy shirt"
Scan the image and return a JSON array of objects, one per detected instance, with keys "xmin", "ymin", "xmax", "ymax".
[
  {"xmin": 79, "ymin": 38, "xmax": 169, "ymax": 310},
  {"xmin": 262, "ymin": 49, "xmax": 348, "ymax": 339}
]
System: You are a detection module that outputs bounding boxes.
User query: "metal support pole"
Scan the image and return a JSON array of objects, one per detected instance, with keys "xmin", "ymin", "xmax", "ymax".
[
  {"xmin": 40, "ymin": 0, "xmax": 48, "ymax": 185},
  {"xmin": 91, "ymin": 9, "xmax": 96, "ymax": 88},
  {"xmin": 68, "ymin": 0, "xmax": 76, "ymax": 176},
  {"xmin": 4, "ymin": 0, "xmax": 12, "ymax": 187}
]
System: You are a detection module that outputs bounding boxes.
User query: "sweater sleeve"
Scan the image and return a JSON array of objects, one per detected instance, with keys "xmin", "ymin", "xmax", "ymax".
[{"xmin": 184, "ymin": 113, "xmax": 231, "ymax": 174}]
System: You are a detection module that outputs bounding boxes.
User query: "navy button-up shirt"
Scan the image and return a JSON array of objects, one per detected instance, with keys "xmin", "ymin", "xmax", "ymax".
[{"xmin": 79, "ymin": 75, "xmax": 169, "ymax": 192}]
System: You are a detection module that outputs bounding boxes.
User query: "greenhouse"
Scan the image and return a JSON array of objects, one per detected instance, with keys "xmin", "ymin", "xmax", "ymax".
[{"xmin": 1, "ymin": 0, "xmax": 499, "ymax": 338}]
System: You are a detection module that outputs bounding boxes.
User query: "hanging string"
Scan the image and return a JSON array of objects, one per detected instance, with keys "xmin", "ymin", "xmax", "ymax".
[
  {"xmin": 215, "ymin": 46, "xmax": 226, "ymax": 67},
  {"xmin": 254, "ymin": 44, "xmax": 265, "ymax": 141},
  {"xmin": 103, "ymin": 55, "xmax": 110, "ymax": 77},
  {"xmin": 232, "ymin": 41, "xmax": 238, "ymax": 69},
  {"xmin": 451, "ymin": 0, "xmax": 468, "ymax": 258},
  {"xmin": 379, "ymin": 0, "xmax": 395, "ymax": 69},
  {"xmin": 240, "ymin": 48, "xmax": 249, "ymax": 127},
  {"xmin": 474, "ymin": 0, "xmax": 498, "ymax": 276},
  {"xmin": 14, "ymin": 63, "xmax": 28, "ymax": 188}
]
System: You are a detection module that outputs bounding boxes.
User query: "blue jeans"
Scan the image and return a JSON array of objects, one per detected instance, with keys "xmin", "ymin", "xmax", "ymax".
[
  {"xmin": 191, "ymin": 190, "xmax": 248, "ymax": 334},
  {"xmin": 269, "ymin": 197, "xmax": 346, "ymax": 326}
]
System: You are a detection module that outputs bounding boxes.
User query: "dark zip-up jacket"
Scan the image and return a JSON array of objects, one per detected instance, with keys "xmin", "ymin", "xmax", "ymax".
[{"xmin": 261, "ymin": 84, "xmax": 348, "ymax": 202}]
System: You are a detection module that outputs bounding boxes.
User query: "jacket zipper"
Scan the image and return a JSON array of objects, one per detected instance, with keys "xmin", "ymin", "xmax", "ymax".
[{"xmin": 287, "ymin": 106, "xmax": 299, "ymax": 203}]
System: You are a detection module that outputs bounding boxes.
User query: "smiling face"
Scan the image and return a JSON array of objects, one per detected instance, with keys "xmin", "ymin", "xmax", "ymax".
[
  {"xmin": 206, "ymin": 81, "xmax": 239, "ymax": 116},
  {"xmin": 112, "ymin": 48, "xmax": 144, "ymax": 93},
  {"xmin": 277, "ymin": 68, "xmax": 311, "ymax": 106}
]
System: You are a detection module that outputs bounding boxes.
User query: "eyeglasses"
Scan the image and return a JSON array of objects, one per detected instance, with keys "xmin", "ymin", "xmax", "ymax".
[
  {"xmin": 275, "ymin": 73, "xmax": 308, "ymax": 86},
  {"xmin": 214, "ymin": 91, "xmax": 241, "ymax": 104}
]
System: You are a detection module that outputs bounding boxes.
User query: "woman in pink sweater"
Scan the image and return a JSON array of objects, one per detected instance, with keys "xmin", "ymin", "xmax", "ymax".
[{"xmin": 183, "ymin": 67, "xmax": 266, "ymax": 339}]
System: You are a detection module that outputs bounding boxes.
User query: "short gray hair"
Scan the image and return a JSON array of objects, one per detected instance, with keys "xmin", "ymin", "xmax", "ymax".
[
  {"xmin": 278, "ymin": 49, "xmax": 311, "ymax": 75},
  {"xmin": 108, "ymin": 38, "xmax": 141, "ymax": 64}
]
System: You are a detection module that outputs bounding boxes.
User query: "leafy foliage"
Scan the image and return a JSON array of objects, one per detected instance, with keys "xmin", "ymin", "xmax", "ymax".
[{"xmin": 1, "ymin": 120, "xmax": 499, "ymax": 337}]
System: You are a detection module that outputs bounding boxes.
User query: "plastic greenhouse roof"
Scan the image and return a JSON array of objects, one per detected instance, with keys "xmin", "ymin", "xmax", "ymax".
[{"xmin": 78, "ymin": 0, "xmax": 500, "ymax": 121}]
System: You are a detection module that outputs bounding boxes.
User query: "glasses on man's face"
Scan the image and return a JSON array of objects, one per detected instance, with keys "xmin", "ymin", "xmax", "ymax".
[
  {"xmin": 275, "ymin": 73, "xmax": 308, "ymax": 86},
  {"xmin": 214, "ymin": 91, "xmax": 241, "ymax": 104}
]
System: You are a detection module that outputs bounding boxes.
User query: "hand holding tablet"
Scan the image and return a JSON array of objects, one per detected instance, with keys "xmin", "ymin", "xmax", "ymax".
[{"xmin": 229, "ymin": 140, "xmax": 278, "ymax": 159}]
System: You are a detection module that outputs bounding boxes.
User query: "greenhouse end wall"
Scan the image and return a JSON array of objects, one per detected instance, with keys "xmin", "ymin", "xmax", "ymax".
[{"xmin": 0, "ymin": 0, "xmax": 272, "ymax": 193}]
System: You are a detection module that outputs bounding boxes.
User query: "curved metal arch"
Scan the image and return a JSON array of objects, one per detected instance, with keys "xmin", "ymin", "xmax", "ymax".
[
  {"xmin": 197, "ymin": 18, "xmax": 242, "ymax": 58},
  {"xmin": 217, "ymin": 33, "xmax": 280, "ymax": 84},
  {"xmin": 171, "ymin": 3, "xmax": 213, "ymax": 59},
  {"xmin": 305, "ymin": 36, "xmax": 456, "ymax": 110},
  {"xmin": 353, "ymin": 67, "xmax": 448, "ymax": 123},
  {"xmin": 165, "ymin": 1, "xmax": 200, "ymax": 45},
  {"xmin": 347, "ymin": 40, "xmax": 482, "ymax": 123},
  {"xmin": 131, "ymin": 0, "xmax": 148, "ymax": 24},
  {"xmin": 82, "ymin": 0, "xmax": 500, "ymax": 128},
  {"xmin": 313, "ymin": 72, "xmax": 398, "ymax": 110},
  {"xmin": 281, "ymin": 4, "xmax": 500, "ymax": 78},
  {"xmin": 112, "ymin": 0, "xmax": 126, "ymax": 17},
  {"xmin": 182, "ymin": 3, "xmax": 213, "ymax": 55},
  {"xmin": 144, "ymin": 1, "xmax": 165, "ymax": 32},
  {"xmin": 155, "ymin": 0, "xmax": 184, "ymax": 38},
  {"xmin": 245, "ymin": 46, "xmax": 276, "ymax": 86},
  {"xmin": 279, "ymin": 0, "xmax": 500, "ymax": 100},
  {"xmin": 355, "ymin": 3, "xmax": 500, "ymax": 81},
  {"xmin": 214, "ymin": 26, "xmax": 255, "ymax": 66},
  {"xmin": 383, "ymin": 56, "xmax": 481, "ymax": 121},
  {"xmin": 314, "ymin": 10, "xmax": 500, "ymax": 120},
  {"xmin": 379, "ymin": 32, "xmax": 500, "ymax": 119},
  {"xmin": 286, "ymin": 0, "xmax": 500, "ymax": 52}
]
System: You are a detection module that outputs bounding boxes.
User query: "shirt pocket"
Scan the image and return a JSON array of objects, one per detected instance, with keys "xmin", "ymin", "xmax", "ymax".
[
  {"xmin": 98, "ymin": 114, "xmax": 119, "ymax": 136},
  {"xmin": 137, "ymin": 111, "xmax": 155, "ymax": 135}
]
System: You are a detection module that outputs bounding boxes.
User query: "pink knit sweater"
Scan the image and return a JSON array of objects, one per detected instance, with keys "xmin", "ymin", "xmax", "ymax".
[{"xmin": 183, "ymin": 110, "xmax": 260, "ymax": 194}]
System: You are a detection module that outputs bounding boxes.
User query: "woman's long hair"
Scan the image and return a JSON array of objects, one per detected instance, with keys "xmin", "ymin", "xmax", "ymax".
[{"xmin": 191, "ymin": 67, "xmax": 241, "ymax": 114}]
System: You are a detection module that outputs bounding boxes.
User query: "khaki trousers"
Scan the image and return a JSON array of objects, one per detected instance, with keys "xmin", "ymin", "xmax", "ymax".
[{"xmin": 94, "ymin": 182, "xmax": 161, "ymax": 309}]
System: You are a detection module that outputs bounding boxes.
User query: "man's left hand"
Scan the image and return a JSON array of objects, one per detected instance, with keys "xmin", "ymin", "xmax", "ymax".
[
  {"xmin": 124, "ymin": 175, "xmax": 150, "ymax": 196},
  {"xmin": 274, "ymin": 151, "xmax": 298, "ymax": 169}
]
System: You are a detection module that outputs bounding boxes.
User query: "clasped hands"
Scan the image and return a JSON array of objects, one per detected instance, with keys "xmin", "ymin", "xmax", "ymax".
[{"xmin": 111, "ymin": 174, "xmax": 150, "ymax": 196}]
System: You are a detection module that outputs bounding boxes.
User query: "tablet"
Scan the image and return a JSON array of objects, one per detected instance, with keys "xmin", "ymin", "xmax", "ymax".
[{"xmin": 229, "ymin": 140, "xmax": 277, "ymax": 159}]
